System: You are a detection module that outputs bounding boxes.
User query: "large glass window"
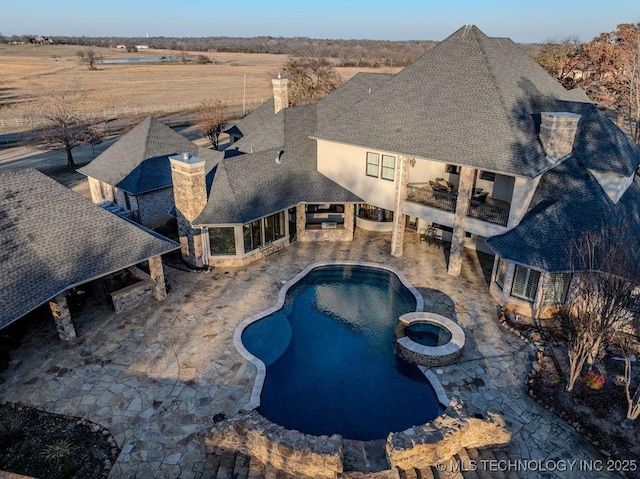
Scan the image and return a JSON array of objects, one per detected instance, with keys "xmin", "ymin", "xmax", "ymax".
[
  {"xmin": 366, "ymin": 152, "xmax": 380, "ymax": 177},
  {"xmin": 511, "ymin": 265, "xmax": 541, "ymax": 302},
  {"xmin": 495, "ymin": 258, "xmax": 508, "ymax": 288},
  {"xmin": 243, "ymin": 220, "xmax": 263, "ymax": 252},
  {"xmin": 381, "ymin": 155, "xmax": 396, "ymax": 181},
  {"xmin": 264, "ymin": 211, "xmax": 286, "ymax": 243},
  {"xmin": 209, "ymin": 227, "xmax": 236, "ymax": 255},
  {"xmin": 543, "ymin": 273, "xmax": 571, "ymax": 305}
]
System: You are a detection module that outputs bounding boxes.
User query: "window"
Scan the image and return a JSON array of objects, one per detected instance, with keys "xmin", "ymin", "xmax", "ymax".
[
  {"xmin": 495, "ymin": 258, "xmax": 508, "ymax": 288},
  {"xmin": 480, "ymin": 171, "xmax": 496, "ymax": 182},
  {"xmin": 445, "ymin": 164, "xmax": 460, "ymax": 175},
  {"xmin": 511, "ymin": 265, "xmax": 541, "ymax": 302},
  {"xmin": 209, "ymin": 227, "xmax": 236, "ymax": 255},
  {"xmin": 243, "ymin": 220, "xmax": 263, "ymax": 252},
  {"xmin": 381, "ymin": 155, "xmax": 396, "ymax": 181},
  {"xmin": 264, "ymin": 211, "xmax": 286, "ymax": 243},
  {"xmin": 543, "ymin": 273, "xmax": 571, "ymax": 305},
  {"xmin": 366, "ymin": 152, "xmax": 380, "ymax": 177}
]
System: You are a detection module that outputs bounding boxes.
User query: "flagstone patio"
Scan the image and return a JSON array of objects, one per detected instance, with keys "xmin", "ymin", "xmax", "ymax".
[{"xmin": 0, "ymin": 230, "xmax": 618, "ymax": 478}]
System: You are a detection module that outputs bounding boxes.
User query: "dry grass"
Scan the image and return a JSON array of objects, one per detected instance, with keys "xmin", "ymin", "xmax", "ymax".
[{"xmin": 0, "ymin": 44, "xmax": 399, "ymax": 131}]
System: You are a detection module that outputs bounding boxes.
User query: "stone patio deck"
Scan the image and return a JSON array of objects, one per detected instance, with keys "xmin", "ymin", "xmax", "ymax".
[{"xmin": 0, "ymin": 229, "xmax": 618, "ymax": 478}]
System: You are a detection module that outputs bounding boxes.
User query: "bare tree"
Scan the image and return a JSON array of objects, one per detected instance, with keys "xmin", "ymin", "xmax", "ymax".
[
  {"xmin": 533, "ymin": 36, "xmax": 585, "ymax": 90},
  {"xmin": 76, "ymin": 49, "xmax": 101, "ymax": 70},
  {"xmin": 31, "ymin": 85, "xmax": 103, "ymax": 170},
  {"xmin": 560, "ymin": 225, "xmax": 640, "ymax": 391},
  {"xmin": 196, "ymin": 99, "xmax": 229, "ymax": 150},
  {"xmin": 281, "ymin": 57, "xmax": 344, "ymax": 106},
  {"xmin": 616, "ymin": 332, "xmax": 640, "ymax": 421}
]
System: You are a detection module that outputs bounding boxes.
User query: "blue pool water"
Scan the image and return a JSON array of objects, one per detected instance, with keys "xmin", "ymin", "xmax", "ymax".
[{"xmin": 241, "ymin": 265, "xmax": 443, "ymax": 440}]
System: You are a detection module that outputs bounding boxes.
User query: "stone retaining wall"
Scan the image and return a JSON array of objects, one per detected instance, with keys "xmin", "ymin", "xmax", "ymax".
[
  {"xmin": 386, "ymin": 399, "xmax": 511, "ymax": 470},
  {"xmin": 205, "ymin": 411, "xmax": 343, "ymax": 479}
]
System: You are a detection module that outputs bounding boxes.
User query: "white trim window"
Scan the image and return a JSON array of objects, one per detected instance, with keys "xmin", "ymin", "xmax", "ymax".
[
  {"xmin": 381, "ymin": 154, "xmax": 396, "ymax": 181},
  {"xmin": 543, "ymin": 273, "xmax": 571, "ymax": 305},
  {"xmin": 495, "ymin": 257, "xmax": 508, "ymax": 289},
  {"xmin": 366, "ymin": 152, "xmax": 380, "ymax": 178},
  {"xmin": 511, "ymin": 265, "xmax": 541, "ymax": 302}
]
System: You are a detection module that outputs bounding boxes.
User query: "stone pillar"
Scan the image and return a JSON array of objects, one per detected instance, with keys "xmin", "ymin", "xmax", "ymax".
[
  {"xmin": 170, "ymin": 153, "xmax": 207, "ymax": 267},
  {"xmin": 447, "ymin": 166, "xmax": 475, "ymax": 276},
  {"xmin": 296, "ymin": 204, "xmax": 306, "ymax": 241},
  {"xmin": 49, "ymin": 293, "xmax": 76, "ymax": 341},
  {"xmin": 501, "ymin": 262, "xmax": 516, "ymax": 305},
  {"xmin": 343, "ymin": 203, "xmax": 355, "ymax": 240},
  {"xmin": 272, "ymin": 75, "xmax": 289, "ymax": 114},
  {"xmin": 148, "ymin": 255, "xmax": 167, "ymax": 301},
  {"xmin": 391, "ymin": 156, "xmax": 411, "ymax": 257}
]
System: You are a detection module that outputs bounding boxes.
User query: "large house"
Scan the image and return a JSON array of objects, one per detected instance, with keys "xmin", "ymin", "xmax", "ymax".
[{"xmin": 81, "ymin": 25, "xmax": 640, "ymax": 319}]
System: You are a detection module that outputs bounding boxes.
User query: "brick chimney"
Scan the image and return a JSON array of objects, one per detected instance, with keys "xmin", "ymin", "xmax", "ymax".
[
  {"xmin": 539, "ymin": 112, "xmax": 580, "ymax": 162},
  {"xmin": 169, "ymin": 152, "xmax": 207, "ymax": 267},
  {"xmin": 272, "ymin": 73, "xmax": 289, "ymax": 114}
]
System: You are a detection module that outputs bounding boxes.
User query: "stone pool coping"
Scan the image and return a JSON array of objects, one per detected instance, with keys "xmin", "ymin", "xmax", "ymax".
[
  {"xmin": 232, "ymin": 261, "xmax": 426, "ymax": 411},
  {"xmin": 395, "ymin": 312, "xmax": 465, "ymax": 367}
]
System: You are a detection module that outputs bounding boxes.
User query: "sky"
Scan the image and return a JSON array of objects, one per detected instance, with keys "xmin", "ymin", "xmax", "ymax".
[{"xmin": 2, "ymin": 0, "xmax": 639, "ymax": 43}]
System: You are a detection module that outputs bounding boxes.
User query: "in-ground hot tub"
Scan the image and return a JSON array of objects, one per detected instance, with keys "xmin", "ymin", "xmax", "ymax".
[{"xmin": 394, "ymin": 312, "xmax": 465, "ymax": 367}]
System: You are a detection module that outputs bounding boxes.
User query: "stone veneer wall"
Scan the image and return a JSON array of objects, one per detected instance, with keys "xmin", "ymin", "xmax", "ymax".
[
  {"xmin": 205, "ymin": 411, "xmax": 343, "ymax": 479},
  {"xmin": 110, "ymin": 268, "xmax": 152, "ymax": 313},
  {"xmin": 386, "ymin": 399, "xmax": 511, "ymax": 470}
]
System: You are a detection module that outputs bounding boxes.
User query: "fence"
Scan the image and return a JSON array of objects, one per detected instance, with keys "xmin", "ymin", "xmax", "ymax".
[{"xmin": 0, "ymin": 97, "xmax": 269, "ymax": 129}]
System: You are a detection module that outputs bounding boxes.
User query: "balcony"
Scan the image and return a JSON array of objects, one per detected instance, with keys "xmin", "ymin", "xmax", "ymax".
[{"xmin": 406, "ymin": 183, "xmax": 509, "ymax": 227}]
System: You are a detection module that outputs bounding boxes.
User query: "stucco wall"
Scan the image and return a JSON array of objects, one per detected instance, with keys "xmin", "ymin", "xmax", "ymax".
[
  {"xmin": 507, "ymin": 176, "xmax": 541, "ymax": 227},
  {"xmin": 317, "ymin": 140, "xmax": 397, "ymax": 210}
]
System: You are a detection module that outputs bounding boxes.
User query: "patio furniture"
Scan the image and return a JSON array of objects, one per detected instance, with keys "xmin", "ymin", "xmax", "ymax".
[
  {"xmin": 435, "ymin": 178, "xmax": 454, "ymax": 193},
  {"xmin": 420, "ymin": 226, "xmax": 443, "ymax": 248},
  {"xmin": 472, "ymin": 191, "xmax": 489, "ymax": 203}
]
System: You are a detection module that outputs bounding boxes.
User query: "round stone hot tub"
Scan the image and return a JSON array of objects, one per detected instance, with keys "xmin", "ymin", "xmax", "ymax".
[{"xmin": 394, "ymin": 312, "xmax": 465, "ymax": 367}]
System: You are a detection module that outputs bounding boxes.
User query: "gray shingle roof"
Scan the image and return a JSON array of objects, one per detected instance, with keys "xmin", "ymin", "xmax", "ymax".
[
  {"xmin": 195, "ymin": 102, "xmax": 362, "ymax": 225},
  {"xmin": 78, "ymin": 117, "xmax": 222, "ymax": 194},
  {"xmin": 0, "ymin": 169, "xmax": 179, "ymax": 329},
  {"xmin": 313, "ymin": 25, "xmax": 638, "ymax": 178},
  {"xmin": 486, "ymin": 157, "xmax": 640, "ymax": 272}
]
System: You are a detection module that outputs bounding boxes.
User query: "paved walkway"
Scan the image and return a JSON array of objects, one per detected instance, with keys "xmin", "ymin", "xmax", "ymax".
[{"xmin": 0, "ymin": 230, "xmax": 616, "ymax": 478}]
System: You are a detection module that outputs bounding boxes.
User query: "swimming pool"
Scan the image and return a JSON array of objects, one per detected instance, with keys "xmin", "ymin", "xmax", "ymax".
[{"xmin": 238, "ymin": 263, "xmax": 443, "ymax": 440}]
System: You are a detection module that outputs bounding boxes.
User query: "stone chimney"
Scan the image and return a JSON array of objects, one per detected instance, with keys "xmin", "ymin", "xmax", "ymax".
[
  {"xmin": 169, "ymin": 152, "xmax": 207, "ymax": 267},
  {"xmin": 272, "ymin": 73, "xmax": 289, "ymax": 114},
  {"xmin": 539, "ymin": 112, "xmax": 581, "ymax": 162}
]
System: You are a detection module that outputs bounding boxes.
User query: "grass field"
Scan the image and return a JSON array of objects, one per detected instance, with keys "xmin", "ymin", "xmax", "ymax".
[{"xmin": 0, "ymin": 44, "xmax": 400, "ymax": 131}]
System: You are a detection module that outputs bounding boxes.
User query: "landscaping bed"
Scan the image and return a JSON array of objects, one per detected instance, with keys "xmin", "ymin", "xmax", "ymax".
[
  {"xmin": 500, "ymin": 311, "xmax": 640, "ymax": 478},
  {"xmin": 0, "ymin": 402, "xmax": 119, "ymax": 479}
]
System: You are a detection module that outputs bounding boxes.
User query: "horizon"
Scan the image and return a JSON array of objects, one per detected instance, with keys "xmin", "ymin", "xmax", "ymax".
[{"xmin": 3, "ymin": 0, "xmax": 639, "ymax": 44}]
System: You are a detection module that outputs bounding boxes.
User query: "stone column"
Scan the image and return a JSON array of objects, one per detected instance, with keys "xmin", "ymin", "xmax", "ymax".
[
  {"xmin": 148, "ymin": 255, "xmax": 167, "ymax": 301},
  {"xmin": 272, "ymin": 76, "xmax": 289, "ymax": 114},
  {"xmin": 447, "ymin": 166, "xmax": 475, "ymax": 276},
  {"xmin": 343, "ymin": 203, "xmax": 355, "ymax": 240},
  {"xmin": 296, "ymin": 204, "xmax": 307, "ymax": 241},
  {"xmin": 49, "ymin": 293, "xmax": 76, "ymax": 341},
  {"xmin": 170, "ymin": 153, "xmax": 207, "ymax": 268},
  {"xmin": 391, "ymin": 156, "xmax": 411, "ymax": 257}
]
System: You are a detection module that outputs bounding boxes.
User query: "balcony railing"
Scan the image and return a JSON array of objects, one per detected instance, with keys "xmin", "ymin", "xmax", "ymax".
[
  {"xmin": 406, "ymin": 184, "xmax": 457, "ymax": 213},
  {"xmin": 467, "ymin": 199, "xmax": 509, "ymax": 227},
  {"xmin": 406, "ymin": 183, "xmax": 509, "ymax": 227}
]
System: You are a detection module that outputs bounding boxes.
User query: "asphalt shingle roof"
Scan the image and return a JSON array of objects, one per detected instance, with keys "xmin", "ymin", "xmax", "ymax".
[
  {"xmin": 486, "ymin": 156, "xmax": 640, "ymax": 272},
  {"xmin": 195, "ymin": 101, "xmax": 362, "ymax": 225},
  {"xmin": 313, "ymin": 25, "xmax": 638, "ymax": 178},
  {"xmin": 78, "ymin": 117, "xmax": 222, "ymax": 194},
  {"xmin": 0, "ymin": 169, "xmax": 180, "ymax": 329}
]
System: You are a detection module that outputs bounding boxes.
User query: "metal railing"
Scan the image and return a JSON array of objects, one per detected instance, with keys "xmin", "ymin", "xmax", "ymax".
[
  {"xmin": 467, "ymin": 199, "xmax": 509, "ymax": 227},
  {"xmin": 406, "ymin": 184, "xmax": 457, "ymax": 213},
  {"xmin": 406, "ymin": 183, "xmax": 509, "ymax": 227}
]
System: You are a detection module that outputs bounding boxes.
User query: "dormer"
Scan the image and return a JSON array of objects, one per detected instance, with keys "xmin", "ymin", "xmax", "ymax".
[
  {"xmin": 539, "ymin": 112, "xmax": 580, "ymax": 163},
  {"xmin": 589, "ymin": 169, "xmax": 635, "ymax": 204}
]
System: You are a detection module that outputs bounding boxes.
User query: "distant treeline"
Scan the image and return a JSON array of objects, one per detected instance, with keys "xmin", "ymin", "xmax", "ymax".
[{"xmin": 2, "ymin": 34, "xmax": 437, "ymax": 67}]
